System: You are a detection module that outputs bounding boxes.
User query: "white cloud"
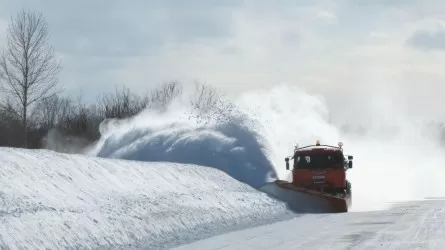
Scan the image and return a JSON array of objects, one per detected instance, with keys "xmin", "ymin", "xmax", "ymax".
[{"xmin": 315, "ymin": 10, "xmax": 337, "ymax": 23}]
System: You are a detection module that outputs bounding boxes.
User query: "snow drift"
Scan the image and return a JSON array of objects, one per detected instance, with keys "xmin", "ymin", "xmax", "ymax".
[{"xmin": 0, "ymin": 147, "xmax": 294, "ymax": 249}]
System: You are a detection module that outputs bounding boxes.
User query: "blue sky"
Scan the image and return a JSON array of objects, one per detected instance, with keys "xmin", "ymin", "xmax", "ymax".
[{"xmin": 1, "ymin": 0, "xmax": 445, "ymax": 113}]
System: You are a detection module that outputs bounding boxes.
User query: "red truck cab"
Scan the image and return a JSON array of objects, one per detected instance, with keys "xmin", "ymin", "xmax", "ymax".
[{"xmin": 285, "ymin": 141, "xmax": 353, "ymax": 196}]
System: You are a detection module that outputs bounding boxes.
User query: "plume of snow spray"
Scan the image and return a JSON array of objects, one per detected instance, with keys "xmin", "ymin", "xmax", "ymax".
[
  {"xmin": 89, "ymin": 82, "xmax": 445, "ymax": 212},
  {"xmin": 89, "ymin": 83, "xmax": 278, "ymax": 188}
]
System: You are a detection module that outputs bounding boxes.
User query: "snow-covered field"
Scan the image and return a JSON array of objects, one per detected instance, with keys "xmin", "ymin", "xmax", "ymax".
[{"xmin": 0, "ymin": 147, "xmax": 295, "ymax": 249}]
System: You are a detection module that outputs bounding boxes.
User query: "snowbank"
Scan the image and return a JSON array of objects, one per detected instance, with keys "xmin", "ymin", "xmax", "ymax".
[{"xmin": 0, "ymin": 147, "xmax": 294, "ymax": 249}]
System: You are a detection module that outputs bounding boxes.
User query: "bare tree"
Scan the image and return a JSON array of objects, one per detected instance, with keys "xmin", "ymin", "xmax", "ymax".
[
  {"xmin": 99, "ymin": 86, "xmax": 148, "ymax": 119},
  {"xmin": 0, "ymin": 9, "xmax": 61, "ymax": 147},
  {"xmin": 147, "ymin": 81, "xmax": 182, "ymax": 111},
  {"xmin": 33, "ymin": 95, "xmax": 71, "ymax": 129},
  {"xmin": 191, "ymin": 82, "xmax": 221, "ymax": 112}
]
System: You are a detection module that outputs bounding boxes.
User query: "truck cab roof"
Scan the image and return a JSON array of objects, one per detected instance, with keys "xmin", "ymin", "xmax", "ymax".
[
  {"xmin": 294, "ymin": 145, "xmax": 343, "ymax": 155},
  {"xmin": 296, "ymin": 145, "xmax": 342, "ymax": 152}
]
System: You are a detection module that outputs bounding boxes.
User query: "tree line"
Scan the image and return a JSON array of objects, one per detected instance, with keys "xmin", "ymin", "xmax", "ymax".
[{"xmin": 0, "ymin": 9, "xmax": 221, "ymax": 151}]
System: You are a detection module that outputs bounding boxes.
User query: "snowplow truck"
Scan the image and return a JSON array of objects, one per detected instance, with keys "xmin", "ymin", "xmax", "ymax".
[{"xmin": 275, "ymin": 140, "xmax": 353, "ymax": 213}]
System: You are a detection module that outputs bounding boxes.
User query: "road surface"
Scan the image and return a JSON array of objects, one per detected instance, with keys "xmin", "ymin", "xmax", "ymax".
[{"xmin": 175, "ymin": 199, "xmax": 445, "ymax": 249}]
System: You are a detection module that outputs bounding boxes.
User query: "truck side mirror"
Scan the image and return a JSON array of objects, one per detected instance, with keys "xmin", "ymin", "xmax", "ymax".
[
  {"xmin": 348, "ymin": 155, "xmax": 353, "ymax": 160},
  {"xmin": 285, "ymin": 157, "xmax": 289, "ymax": 170},
  {"xmin": 348, "ymin": 161, "xmax": 353, "ymax": 169}
]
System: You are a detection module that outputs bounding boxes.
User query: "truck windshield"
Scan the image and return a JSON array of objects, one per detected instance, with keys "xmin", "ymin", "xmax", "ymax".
[{"xmin": 294, "ymin": 152, "xmax": 344, "ymax": 169}]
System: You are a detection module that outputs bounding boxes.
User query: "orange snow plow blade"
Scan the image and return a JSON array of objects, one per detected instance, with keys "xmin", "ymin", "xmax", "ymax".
[{"xmin": 266, "ymin": 180, "xmax": 351, "ymax": 213}]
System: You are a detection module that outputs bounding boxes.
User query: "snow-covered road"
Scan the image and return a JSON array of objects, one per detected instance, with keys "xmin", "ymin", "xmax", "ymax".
[{"xmin": 176, "ymin": 199, "xmax": 445, "ymax": 249}]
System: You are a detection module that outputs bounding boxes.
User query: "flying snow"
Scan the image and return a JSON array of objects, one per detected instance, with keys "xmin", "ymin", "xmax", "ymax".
[{"xmin": 89, "ymin": 82, "xmax": 445, "ymax": 212}]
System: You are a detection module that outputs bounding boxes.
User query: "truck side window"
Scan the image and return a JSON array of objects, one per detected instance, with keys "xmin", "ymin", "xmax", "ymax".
[{"xmin": 293, "ymin": 156, "xmax": 299, "ymax": 168}]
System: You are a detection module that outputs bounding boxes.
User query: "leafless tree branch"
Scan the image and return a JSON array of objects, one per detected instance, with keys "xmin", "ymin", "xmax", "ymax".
[{"xmin": 0, "ymin": 9, "xmax": 62, "ymax": 147}]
